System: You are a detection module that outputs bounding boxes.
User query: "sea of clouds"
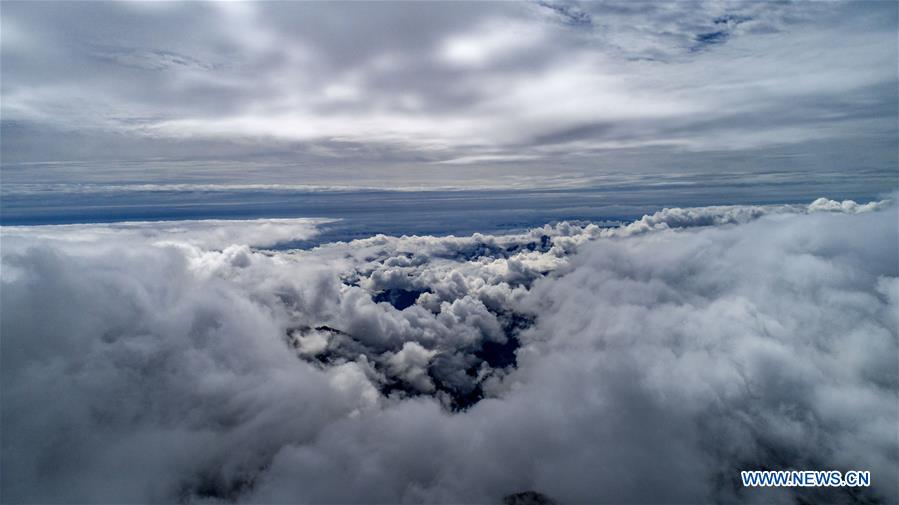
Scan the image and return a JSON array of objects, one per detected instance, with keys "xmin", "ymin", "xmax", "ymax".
[{"xmin": 1, "ymin": 197, "xmax": 896, "ymax": 504}]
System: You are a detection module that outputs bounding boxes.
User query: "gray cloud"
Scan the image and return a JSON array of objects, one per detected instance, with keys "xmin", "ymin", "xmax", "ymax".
[
  {"xmin": 1, "ymin": 1, "xmax": 895, "ymax": 190},
  {"xmin": 1, "ymin": 196, "xmax": 895, "ymax": 503}
]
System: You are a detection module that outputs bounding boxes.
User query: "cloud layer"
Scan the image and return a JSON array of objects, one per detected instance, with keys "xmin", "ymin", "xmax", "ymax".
[
  {"xmin": 2, "ymin": 197, "xmax": 895, "ymax": 503},
  {"xmin": 1, "ymin": 1, "xmax": 895, "ymax": 191}
]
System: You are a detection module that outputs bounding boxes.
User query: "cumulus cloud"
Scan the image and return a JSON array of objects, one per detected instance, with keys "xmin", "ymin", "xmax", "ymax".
[{"xmin": 1, "ymin": 196, "xmax": 895, "ymax": 503}]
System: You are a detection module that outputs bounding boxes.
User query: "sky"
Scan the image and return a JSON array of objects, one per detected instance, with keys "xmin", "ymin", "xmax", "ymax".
[
  {"xmin": 2, "ymin": 1, "xmax": 897, "ymax": 191},
  {"xmin": 1, "ymin": 3, "xmax": 898, "ymax": 503}
]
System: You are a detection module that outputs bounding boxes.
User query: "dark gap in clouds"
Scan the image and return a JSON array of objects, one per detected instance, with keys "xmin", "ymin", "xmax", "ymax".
[
  {"xmin": 181, "ymin": 469, "xmax": 260, "ymax": 504},
  {"xmin": 373, "ymin": 287, "xmax": 431, "ymax": 311},
  {"xmin": 284, "ymin": 322, "xmax": 492, "ymax": 411},
  {"xmin": 505, "ymin": 234, "xmax": 552, "ymax": 254},
  {"xmin": 476, "ymin": 337, "xmax": 520, "ymax": 370},
  {"xmin": 692, "ymin": 30, "xmax": 730, "ymax": 50},
  {"xmin": 437, "ymin": 242, "xmax": 515, "ymax": 262},
  {"xmin": 287, "ymin": 280, "xmax": 539, "ymax": 412},
  {"xmin": 695, "ymin": 30, "xmax": 728, "ymax": 44},
  {"xmin": 456, "ymin": 311, "xmax": 536, "ymax": 407},
  {"xmin": 429, "ymin": 352, "xmax": 485, "ymax": 410}
]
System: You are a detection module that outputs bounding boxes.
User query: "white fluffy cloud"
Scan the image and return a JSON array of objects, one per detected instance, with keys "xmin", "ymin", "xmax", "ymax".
[{"xmin": 1, "ymin": 197, "xmax": 896, "ymax": 503}]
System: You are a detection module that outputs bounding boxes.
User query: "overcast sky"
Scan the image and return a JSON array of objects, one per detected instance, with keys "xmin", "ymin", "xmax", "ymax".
[{"xmin": 1, "ymin": 1, "xmax": 896, "ymax": 188}]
